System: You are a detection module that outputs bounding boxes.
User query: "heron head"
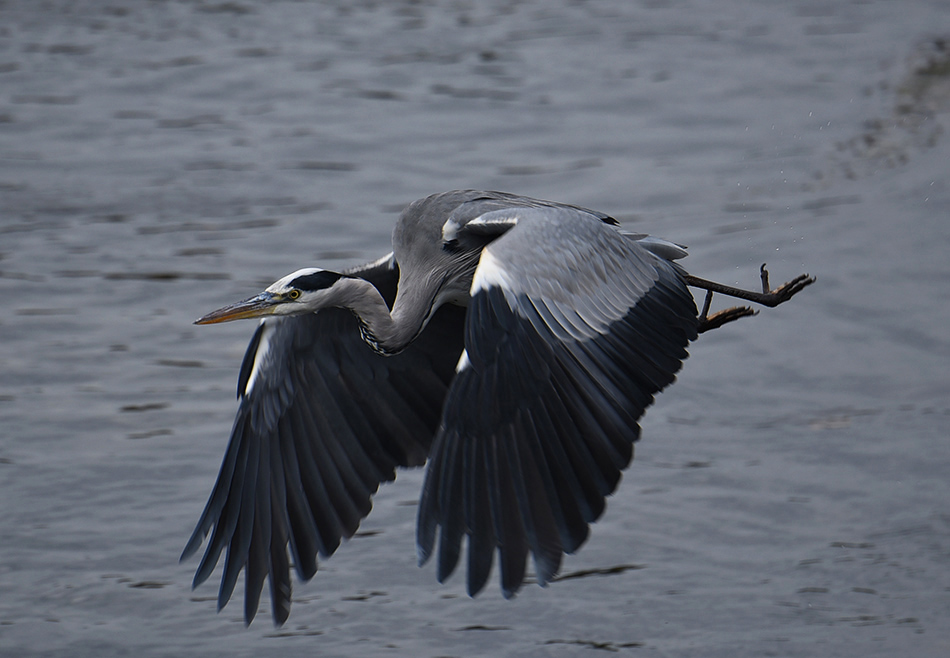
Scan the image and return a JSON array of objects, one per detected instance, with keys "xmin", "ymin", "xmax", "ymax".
[{"xmin": 194, "ymin": 268, "xmax": 348, "ymax": 324}]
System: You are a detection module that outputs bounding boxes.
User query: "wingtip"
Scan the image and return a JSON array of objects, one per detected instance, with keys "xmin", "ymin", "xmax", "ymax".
[
  {"xmin": 501, "ymin": 586, "xmax": 518, "ymax": 600},
  {"xmin": 417, "ymin": 548, "xmax": 430, "ymax": 568},
  {"xmin": 272, "ymin": 603, "xmax": 291, "ymax": 628},
  {"xmin": 179, "ymin": 534, "xmax": 201, "ymax": 563}
]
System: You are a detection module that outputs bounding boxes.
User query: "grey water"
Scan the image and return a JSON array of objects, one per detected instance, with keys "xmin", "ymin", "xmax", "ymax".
[{"xmin": 1, "ymin": 1, "xmax": 949, "ymax": 656}]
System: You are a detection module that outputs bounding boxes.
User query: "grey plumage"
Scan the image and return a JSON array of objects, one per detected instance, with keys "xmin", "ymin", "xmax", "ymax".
[{"xmin": 183, "ymin": 190, "xmax": 814, "ymax": 624}]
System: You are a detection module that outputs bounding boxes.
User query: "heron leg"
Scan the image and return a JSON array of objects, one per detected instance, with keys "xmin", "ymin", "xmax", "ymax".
[{"xmin": 688, "ymin": 264, "xmax": 815, "ymax": 333}]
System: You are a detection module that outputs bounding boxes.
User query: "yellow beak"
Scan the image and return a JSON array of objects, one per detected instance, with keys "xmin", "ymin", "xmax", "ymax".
[{"xmin": 194, "ymin": 292, "xmax": 279, "ymax": 325}]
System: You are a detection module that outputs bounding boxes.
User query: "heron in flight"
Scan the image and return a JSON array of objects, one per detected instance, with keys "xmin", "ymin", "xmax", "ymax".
[{"xmin": 181, "ymin": 190, "xmax": 814, "ymax": 625}]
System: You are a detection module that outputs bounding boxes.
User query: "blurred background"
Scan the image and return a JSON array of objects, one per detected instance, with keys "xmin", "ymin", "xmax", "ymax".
[{"xmin": 1, "ymin": 1, "xmax": 948, "ymax": 656}]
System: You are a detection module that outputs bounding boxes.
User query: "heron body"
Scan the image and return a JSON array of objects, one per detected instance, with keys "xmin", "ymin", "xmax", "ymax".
[{"xmin": 183, "ymin": 190, "xmax": 814, "ymax": 625}]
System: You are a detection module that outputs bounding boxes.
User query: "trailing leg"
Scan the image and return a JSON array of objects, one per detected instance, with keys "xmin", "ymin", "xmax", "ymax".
[{"xmin": 688, "ymin": 264, "xmax": 815, "ymax": 333}]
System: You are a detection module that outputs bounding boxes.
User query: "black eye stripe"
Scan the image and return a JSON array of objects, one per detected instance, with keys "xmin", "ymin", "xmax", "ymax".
[{"xmin": 288, "ymin": 270, "xmax": 343, "ymax": 291}]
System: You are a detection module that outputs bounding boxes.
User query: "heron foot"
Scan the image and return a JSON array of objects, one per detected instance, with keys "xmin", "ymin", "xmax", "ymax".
[
  {"xmin": 753, "ymin": 265, "xmax": 816, "ymax": 307},
  {"xmin": 687, "ymin": 264, "xmax": 816, "ymax": 332},
  {"xmin": 698, "ymin": 304, "xmax": 757, "ymax": 333}
]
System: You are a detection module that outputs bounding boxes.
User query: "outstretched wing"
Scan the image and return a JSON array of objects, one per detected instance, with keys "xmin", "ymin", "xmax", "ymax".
[
  {"xmin": 416, "ymin": 206, "xmax": 698, "ymax": 597},
  {"xmin": 182, "ymin": 255, "xmax": 466, "ymax": 624}
]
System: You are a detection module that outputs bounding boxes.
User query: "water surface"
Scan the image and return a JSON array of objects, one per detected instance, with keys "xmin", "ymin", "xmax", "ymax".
[{"xmin": 1, "ymin": 1, "xmax": 949, "ymax": 656}]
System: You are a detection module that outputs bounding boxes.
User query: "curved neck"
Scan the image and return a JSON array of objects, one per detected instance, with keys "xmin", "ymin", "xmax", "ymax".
[{"xmin": 335, "ymin": 277, "xmax": 428, "ymax": 355}]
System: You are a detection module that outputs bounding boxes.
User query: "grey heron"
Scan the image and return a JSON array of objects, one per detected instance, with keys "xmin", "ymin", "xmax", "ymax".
[{"xmin": 181, "ymin": 190, "xmax": 814, "ymax": 625}]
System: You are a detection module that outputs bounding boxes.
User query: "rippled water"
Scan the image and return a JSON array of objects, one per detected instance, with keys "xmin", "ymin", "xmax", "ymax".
[{"xmin": 2, "ymin": 1, "xmax": 949, "ymax": 656}]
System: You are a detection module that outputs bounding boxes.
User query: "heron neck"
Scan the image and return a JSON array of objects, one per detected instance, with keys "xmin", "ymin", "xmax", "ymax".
[{"xmin": 340, "ymin": 278, "xmax": 426, "ymax": 355}]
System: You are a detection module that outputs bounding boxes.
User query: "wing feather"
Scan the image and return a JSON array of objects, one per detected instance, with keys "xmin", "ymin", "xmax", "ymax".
[
  {"xmin": 464, "ymin": 432, "xmax": 495, "ymax": 596},
  {"xmin": 276, "ymin": 417, "xmax": 319, "ymax": 579},
  {"xmin": 494, "ymin": 431, "xmax": 528, "ymax": 596},
  {"xmin": 435, "ymin": 431, "xmax": 464, "ymax": 583}
]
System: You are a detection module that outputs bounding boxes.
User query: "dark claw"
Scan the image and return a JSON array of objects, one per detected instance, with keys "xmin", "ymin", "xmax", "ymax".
[{"xmin": 760, "ymin": 263, "xmax": 771, "ymax": 294}]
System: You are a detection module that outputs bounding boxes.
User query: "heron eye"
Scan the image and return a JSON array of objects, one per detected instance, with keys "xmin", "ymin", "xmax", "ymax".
[{"xmin": 288, "ymin": 289, "xmax": 301, "ymax": 300}]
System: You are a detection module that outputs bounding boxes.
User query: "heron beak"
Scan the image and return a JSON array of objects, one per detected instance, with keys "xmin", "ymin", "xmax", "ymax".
[{"xmin": 194, "ymin": 292, "xmax": 279, "ymax": 325}]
